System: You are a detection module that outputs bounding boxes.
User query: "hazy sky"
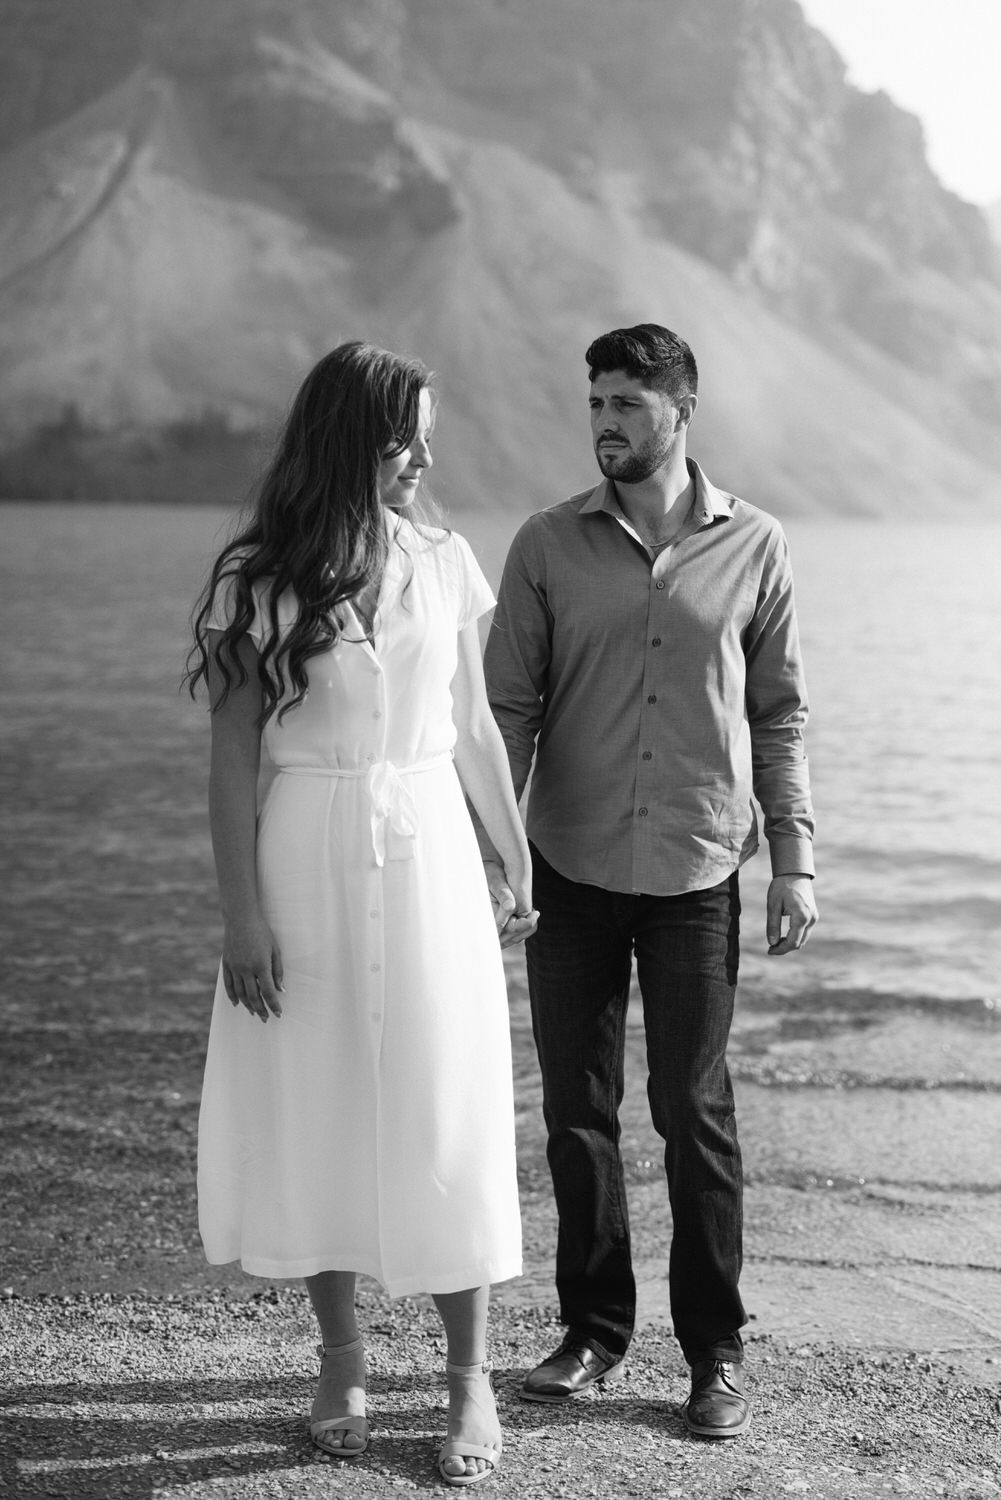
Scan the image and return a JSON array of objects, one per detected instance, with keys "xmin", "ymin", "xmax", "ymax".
[{"xmin": 799, "ymin": 0, "xmax": 1001, "ymax": 206}]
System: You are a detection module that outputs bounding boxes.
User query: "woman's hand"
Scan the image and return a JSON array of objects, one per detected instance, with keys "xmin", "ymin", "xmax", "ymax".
[
  {"xmin": 221, "ymin": 914, "xmax": 285, "ymax": 1021},
  {"xmin": 483, "ymin": 859, "xmax": 539, "ymax": 949}
]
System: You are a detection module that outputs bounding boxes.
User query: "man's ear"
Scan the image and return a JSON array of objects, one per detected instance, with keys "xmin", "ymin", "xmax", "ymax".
[{"xmin": 677, "ymin": 393, "xmax": 698, "ymax": 428}]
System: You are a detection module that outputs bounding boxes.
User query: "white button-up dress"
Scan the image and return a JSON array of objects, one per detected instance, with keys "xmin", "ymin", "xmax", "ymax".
[{"xmin": 197, "ymin": 520, "xmax": 523, "ymax": 1295}]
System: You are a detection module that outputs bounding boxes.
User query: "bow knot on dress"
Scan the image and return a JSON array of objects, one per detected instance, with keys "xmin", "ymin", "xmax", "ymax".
[{"xmin": 366, "ymin": 759, "xmax": 422, "ymax": 866}]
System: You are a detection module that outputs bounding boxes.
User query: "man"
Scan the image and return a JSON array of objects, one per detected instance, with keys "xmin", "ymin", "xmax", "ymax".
[{"xmin": 482, "ymin": 323, "xmax": 817, "ymax": 1439}]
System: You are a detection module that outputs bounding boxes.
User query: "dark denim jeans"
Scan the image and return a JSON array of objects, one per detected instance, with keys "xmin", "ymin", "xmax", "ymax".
[{"xmin": 525, "ymin": 842, "xmax": 746, "ymax": 1365}]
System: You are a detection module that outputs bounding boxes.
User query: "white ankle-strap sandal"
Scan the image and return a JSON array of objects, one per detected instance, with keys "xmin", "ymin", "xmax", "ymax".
[
  {"xmin": 309, "ymin": 1338, "xmax": 370, "ymax": 1457},
  {"xmin": 437, "ymin": 1360, "xmax": 502, "ymax": 1488}
]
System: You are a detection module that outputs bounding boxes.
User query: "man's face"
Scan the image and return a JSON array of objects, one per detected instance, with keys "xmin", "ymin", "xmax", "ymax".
[{"xmin": 589, "ymin": 370, "xmax": 683, "ymax": 484}]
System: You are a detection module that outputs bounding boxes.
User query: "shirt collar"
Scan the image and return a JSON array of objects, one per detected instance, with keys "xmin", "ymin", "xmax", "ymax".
[{"xmin": 580, "ymin": 458, "xmax": 732, "ymax": 529}]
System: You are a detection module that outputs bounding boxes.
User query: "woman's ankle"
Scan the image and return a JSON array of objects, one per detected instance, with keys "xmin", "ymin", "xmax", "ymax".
[{"xmin": 312, "ymin": 1338, "xmax": 366, "ymax": 1421}]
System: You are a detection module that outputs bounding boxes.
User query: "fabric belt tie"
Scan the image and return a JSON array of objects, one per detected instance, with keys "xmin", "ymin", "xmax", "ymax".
[{"xmin": 278, "ymin": 753, "xmax": 451, "ymax": 866}]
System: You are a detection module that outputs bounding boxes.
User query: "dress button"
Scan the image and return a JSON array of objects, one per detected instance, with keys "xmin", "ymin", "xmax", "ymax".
[
  {"xmin": 642, "ymin": 751, "xmax": 652, "ymax": 761},
  {"xmin": 656, "ymin": 580, "xmax": 665, "ymax": 590},
  {"xmin": 652, "ymin": 637, "xmax": 662, "ymax": 647},
  {"xmin": 638, "ymin": 807, "xmax": 648, "ymax": 817}
]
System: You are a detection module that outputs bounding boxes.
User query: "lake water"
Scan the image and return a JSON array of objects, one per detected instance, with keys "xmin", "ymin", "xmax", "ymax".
[{"xmin": 3, "ymin": 503, "xmax": 999, "ymax": 1013}]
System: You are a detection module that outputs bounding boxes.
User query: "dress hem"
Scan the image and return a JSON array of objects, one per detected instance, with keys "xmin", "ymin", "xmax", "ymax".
[{"xmin": 202, "ymin": 1248, "xmax": 524, "ymax": 1297}]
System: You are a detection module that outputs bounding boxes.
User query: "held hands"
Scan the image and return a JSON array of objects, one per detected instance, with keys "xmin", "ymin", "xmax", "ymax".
[
  {"xmin": 222, "ymin": 913, "xmax": 285, "ymax": 1021},
  {"xmin": 766, "ymin": 874, "xmax": 818, "ymax": 956},
  {"xmin": 483, "ymin": 859, "xmax": 539, "ymax": 949}
]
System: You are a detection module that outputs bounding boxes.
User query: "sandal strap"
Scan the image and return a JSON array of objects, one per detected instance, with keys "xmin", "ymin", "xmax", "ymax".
[
  {"xmin": 316, "ymin": 1337, "xmax": 364, "ymax": 1359},
  {"xmin": 438, "ymin": 1439, "xmax": 500, "ymax": 1465},
  {"xmin": 310, "ymin": 1414, "xmax": 370, "ymax": 1440}
]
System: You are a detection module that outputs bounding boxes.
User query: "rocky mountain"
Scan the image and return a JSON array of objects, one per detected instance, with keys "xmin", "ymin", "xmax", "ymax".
[
  {"xmin": 1, "ymin": 0, "xmax": 999, "ymax": 514},
  {"xmin": 988, "ymin": 202, "xmax": 1001, "ymax": 248}
]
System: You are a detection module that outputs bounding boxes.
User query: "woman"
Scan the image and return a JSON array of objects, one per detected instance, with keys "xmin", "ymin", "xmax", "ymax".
[{"xmin": 186, "ymin": 341, "xmax": 536, "ymax": 1487}]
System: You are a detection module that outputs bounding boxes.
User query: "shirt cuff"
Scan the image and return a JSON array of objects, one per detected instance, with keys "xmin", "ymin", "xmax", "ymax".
[{"xmin": 768, "ymin": 834, "xmax": 815, "ymax": 879}]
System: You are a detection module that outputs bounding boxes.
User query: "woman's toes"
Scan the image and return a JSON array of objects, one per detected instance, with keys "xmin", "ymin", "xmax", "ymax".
[{"xmin": 443, "ymin": 1455, "xmax": 488, "ymax": 1478}]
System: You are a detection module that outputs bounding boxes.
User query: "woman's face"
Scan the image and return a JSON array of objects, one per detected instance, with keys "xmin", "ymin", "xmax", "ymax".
[{"xmin": 377, "ymin": 388, "xmax": 434, "ymax": 508}]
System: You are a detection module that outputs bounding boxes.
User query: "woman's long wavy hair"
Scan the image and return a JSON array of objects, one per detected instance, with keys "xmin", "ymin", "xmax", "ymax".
[{"xmin": 185, "ymin": 341, "xmax": 433, "ymax": 726}]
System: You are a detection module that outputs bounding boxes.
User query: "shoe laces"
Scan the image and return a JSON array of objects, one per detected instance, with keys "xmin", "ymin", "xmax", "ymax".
[{"xmin": 693, "ymin": 1359, "xmax": 739, "ymax": 1393}]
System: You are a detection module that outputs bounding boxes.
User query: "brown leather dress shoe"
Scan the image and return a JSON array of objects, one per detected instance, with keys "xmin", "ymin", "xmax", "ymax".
[
  {"xmin": 683, "ymin": 1358, "xmax": 750, "ymax": 1438},
  {"xmin": 520, "ymin": 1335, "xmax": 624, "ymax": 1403}
]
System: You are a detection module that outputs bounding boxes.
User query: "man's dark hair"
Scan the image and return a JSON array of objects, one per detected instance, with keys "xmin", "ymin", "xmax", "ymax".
[{"xmin": 585, "ymin": 323, "xmax": 698, "ymax": 403}]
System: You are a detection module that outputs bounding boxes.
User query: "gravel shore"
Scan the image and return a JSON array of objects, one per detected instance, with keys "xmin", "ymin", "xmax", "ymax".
[
  {"xmin": 5, "ymin": 957, "xmax": 1001, "ymax": 1497},
  {"xmin": 4, "ymin": 1285, "xmax": 1001, "ymax": 1499}
]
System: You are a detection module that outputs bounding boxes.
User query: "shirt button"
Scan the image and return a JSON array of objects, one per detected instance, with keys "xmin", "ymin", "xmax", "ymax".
[
  {"xmin": 655, "ymin": 580, "xmax": 665, "ymax": 590},
  {"xmin": 638, "ymin": 807, "xmax": 648, "ymax": 817},
  {"xmin": 647, "ymin": 694, "xmax": 657, "ymax": 704},
  {"xmin": 651, "ymin": 637, "xmax": 662, "ymax": 647},
  {"xmin": 369, "ymin": 909, "xmax": 379, "ymax": 919},
  {"xmin": 370, "ymin": 962, "xmax": 381, "ymax": 973},
  {"xmin": 373, "ymin": 710, "xmax": 382, "ymax": 719},
  {"xmin": 642, "ymin": 751, "xmax": 652, "ymax": 761}
]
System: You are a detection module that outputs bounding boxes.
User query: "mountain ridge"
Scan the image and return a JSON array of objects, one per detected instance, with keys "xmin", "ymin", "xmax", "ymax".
[{"xmin": 0, "ymin": 0, "xmax": 998, "ymax": 515}]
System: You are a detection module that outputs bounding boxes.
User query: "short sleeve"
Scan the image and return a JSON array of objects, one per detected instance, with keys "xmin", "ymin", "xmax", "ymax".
[
  {"xmin": 204, "ymin": 573, "xmax": 258, "ymax": 639},
  {"xmin": 452, "ymin": 531, "xmax": 496, "ymax": 630},
  {"xmin": 205, "ymin": 576, "xmax": 295, "ymax": 643}
]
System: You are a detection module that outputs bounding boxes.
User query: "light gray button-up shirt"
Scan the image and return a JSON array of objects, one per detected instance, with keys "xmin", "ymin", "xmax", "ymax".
[{"xmin": 483, "ymin": 460, "xmax": 815, "ymax": 896}]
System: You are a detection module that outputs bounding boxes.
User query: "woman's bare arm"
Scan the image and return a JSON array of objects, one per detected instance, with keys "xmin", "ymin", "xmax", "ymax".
[
  {"xmin": 451, "ymin": 623, "xmax": 537, "ymax": 947},
  {"xmin": 207, "ymin": 631, "xmax": 284, "ymax": 1019}
]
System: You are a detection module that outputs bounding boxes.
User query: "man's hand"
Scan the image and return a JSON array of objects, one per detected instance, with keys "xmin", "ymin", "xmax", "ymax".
[
  {"xmin": 766, "ymin": 874, "xmax": 817, "ymax": 955},
  {"xmin": 483, "ymin": 858, "xmax": 539, "ymax": 949}
]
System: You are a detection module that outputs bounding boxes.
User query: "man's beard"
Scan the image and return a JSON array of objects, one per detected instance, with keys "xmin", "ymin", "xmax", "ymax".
[{"xmin": 595, "ymin": 429, "xmax": 675, "ymax": 483}]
